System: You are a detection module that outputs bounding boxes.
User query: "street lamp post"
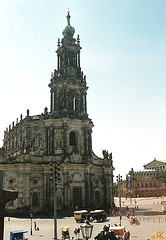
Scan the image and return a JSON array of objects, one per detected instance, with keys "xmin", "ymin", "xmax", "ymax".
[
  {"xmin": 80, "ymin": 220, "xmax": 93, "ymax": 240},
  {"xmin": 30, "ymin": 213, "xmax": 33, "ymax": 236},
  {"xmin": 54, "ymin": 178, "xmax": 57, "ymax": 240},
  {"xmin": 50, "ymin": 162, "xmax": 61, "ymax": 240},
  {"xmin": 135, "ymin": 201, "xmax": 137, "ymax": 209},
  {"xmin": 116, "ymin": 174, "xmax": 122, "ymax": 225}
]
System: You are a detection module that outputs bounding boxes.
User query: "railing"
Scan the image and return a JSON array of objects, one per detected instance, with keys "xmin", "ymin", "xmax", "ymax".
[{"xmin": 137, "ymin": 216, "xmax": 166, "ymax": 223}]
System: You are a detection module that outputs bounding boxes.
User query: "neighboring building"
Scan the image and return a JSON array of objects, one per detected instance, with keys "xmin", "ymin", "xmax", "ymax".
[
  {"xmin": 0, "ymin": 12, "xmax": 114, "ymax": 215},
  {"xmin": 121, "ymin": 159, "xmax": 166, "ymax": 198}
]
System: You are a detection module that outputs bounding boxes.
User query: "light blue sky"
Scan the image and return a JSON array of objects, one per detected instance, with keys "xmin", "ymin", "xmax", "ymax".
[{"xmin": 0, "ymin": 0, "xmax": 166, "ymax": 179}]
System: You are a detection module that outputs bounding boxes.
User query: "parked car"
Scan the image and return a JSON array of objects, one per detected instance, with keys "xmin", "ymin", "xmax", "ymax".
[
  {"xmin": 10, "ymin": 230, "xmax": 28, "ymax": 240},
  {"xmin": 90, "ymin": 210, "xmax": 106, "ymax": 222},
  {"xmin": 74, "ymin": 210, "xmax": 88, "ymax": 222}
]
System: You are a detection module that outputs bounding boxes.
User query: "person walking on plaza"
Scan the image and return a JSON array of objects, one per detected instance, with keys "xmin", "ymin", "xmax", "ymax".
[
  {"xmin": 77, "ymin": 228, "xmax": 80, "ymax": 239},
  {"xmin": 112, "ymin": 209, "xmax": 115, "ymax": 217},
  {"xmin": 123, "ymin": 231, "xmax": 128, "ymax": 240},
  {"xmin": 127, "ymin": 212, "xmax": 130, "ymax": 219},
  {"xmin": 34, "ymin": 222, "xmax": 36, "ymax": 230},
  {"xmin": 126, "ymin": 231, "xmax": 130, "ymax": 239},
  {"xmin": 115, "ymin": 233, "xmax": 119, "ymax": 239},
  {"xmin": 74, "ymin": 228, "xmax": 78, "ymax": 239}
]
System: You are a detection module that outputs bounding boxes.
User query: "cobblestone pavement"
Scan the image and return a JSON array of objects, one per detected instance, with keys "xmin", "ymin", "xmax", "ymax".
[{"xmin": 4, "ymin": 197, "xmax": 166, "ymax": 240}]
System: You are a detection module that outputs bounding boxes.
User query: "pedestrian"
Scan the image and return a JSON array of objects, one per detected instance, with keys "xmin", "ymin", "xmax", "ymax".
[
  {"xmin": 74, "ymin": 228, "xmax": 78, "ymax": 239},
  {"xmin": 110, "ymin": 231, "xmax": 117, "ymax": 240},
  {"xmin": 115, "ymin": 233, "xmax": 119, "ymax": 239},
  {"xmin": 103, "ymin": 225, "xmax": 107, "ymax": 231},
  {"xmin": 123, "ymin": 231, "xmax": 127, "ymax": 240},
  {"xmin": 77, "ymin": 228, "xmax": 80, "ymax": 239},
  {"xmin": 126, "ymin": 231, "xmax": 130, "ymax": 240},
  {"xmin": 34, "ymin": 222, "xmax": 36, "ymax": 230},
  {"xmin": 112, "ymin": 209, "xmax": 115, "ymax": 217},
  {"xmin": 127, "ymin": 212, "xmax": 130, "ymax": 219}
]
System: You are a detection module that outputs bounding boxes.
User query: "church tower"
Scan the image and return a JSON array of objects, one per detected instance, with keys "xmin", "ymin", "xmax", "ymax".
[
  {"xmin": 48, "ymin": 11, "xmax": 93, "ymax": 159},
  {"xmin": 0, "ymin": 12, "xmax": 114, "ymax": 214}
]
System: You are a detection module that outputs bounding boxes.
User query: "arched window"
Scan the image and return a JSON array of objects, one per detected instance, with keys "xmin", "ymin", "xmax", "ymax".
[
  {"xmin": 69, "ymin": 131, "xmax": 77, "ymax": 146},
  {"xmin": 32, "ymin": 192, "xmax": 39, "ymax": 206}
]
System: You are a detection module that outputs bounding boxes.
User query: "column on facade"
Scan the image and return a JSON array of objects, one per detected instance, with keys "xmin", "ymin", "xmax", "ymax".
[
  {"xmin": 54, "ymin": 89, "xmax": 58, "ymax": 111},
  {"xmin": 85, "ymin": 128, "xmax": 89, "ymax": 156},
  {"xmin": 55, "ymin": 89, "xmax": 60, "ymax": 112},
  {"xmin": 57, "ymin": 55, "xmax": 60, "ymax": 70},
  {"xmin": 77, "ymin": 52, "xmax": 80, "ymax": 68},
  {"xmin": 84, "ymin": 128, "xmax": 87, "ymax": 155},
  {"xmin": 74, "ymin": 54, "xmax": 77, "ymax": 67},
  {"xmin": 104, "ymin": 172, "xmax": 110, "ymax": 210},
  {"xmin": 63, "ymin": 170, "xmax": 70, "ymax": 209},
  {"xmin": 85, "ymin": 168, "xmax": 91, "ymax": 208},
  {"xmin": 110, "ymin": 172, "xmax": 114, "ymax": 209},
  {"xmin": 63, "ymin": 123, "xmax": 67, "ymax": 156},
  {"xmin": 50, "ymin": 90, "xmax": 53, "ymax": 112},
  {"xmin": 43, "ymin": 171, "xmax": 49, "ymax": 208},
  {"xmin": 47, "ymin": 127, "xmax": 50, "ymax": 155},
  {"xmin": 80, "ymin": 89, "xmax": 83, "ymax": 112},
  {"xmin": 49, "ymin": 126, "xmax": 54, "ymax": 155},
  {"xmin": 88, "ymin": 129, "xmax": 92, "ymax": 156},
  {"xmin": 63, "ymin": 87, "xmax": 67, "ymax": 110},
  {"xmin": 84, "ymin": 92, "xmax": 87, "ymax": 113},
  {"xmin": 25, "ymin": 170, "xmax": 30, "ymax": 208},
  {"xmin": 44, "ymin": 127, "xmax": 48, "ymax": 155},
  {"xmin": 39, "ymin": 168, "xmax": 44, "ymax": 210},
  {"xmin": 64, "ymin": 49, "xmax": 67, "ymax": 66}
]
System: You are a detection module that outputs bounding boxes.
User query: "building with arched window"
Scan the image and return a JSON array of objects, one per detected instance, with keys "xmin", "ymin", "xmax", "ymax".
[{"xmin": 0, "ymin": 12, "xmax": 114, "ymax": 215}]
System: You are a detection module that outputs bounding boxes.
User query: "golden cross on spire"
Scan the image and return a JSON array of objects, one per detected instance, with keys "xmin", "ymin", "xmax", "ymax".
[{"xmin": 67, "ymin": 7, "xmax": 70, "ymax": 14}]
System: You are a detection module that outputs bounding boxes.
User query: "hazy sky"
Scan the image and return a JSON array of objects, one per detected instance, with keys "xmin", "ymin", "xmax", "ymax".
[{"xmin": 0, "ymin": 0, "xmax": 166, "ymax": 179}]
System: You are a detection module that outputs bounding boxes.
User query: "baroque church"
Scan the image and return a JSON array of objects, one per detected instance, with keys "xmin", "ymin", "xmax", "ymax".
[{"xmin": 0, "ymin": 12, "xmax": 114, "ymax": 215}]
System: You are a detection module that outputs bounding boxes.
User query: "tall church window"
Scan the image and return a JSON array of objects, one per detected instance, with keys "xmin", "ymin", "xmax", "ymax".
[
  {"xmin": 73, "ymin": 97, "xmax": 76, "ymax": 110},
  {"xmin": 69, "ymin": 90, "xmax": 76, "ymax": 110},
  {"xmin": 34, "ymin": 137, "xmax": 39, "ymax": 148},
  {"xmin": 69, "ymin": 131, "xmax": 77, "ymax": 146},
  {"xmin": 32, "ymin": 192, "xmax": 39, "ymax": 206},
  {"xmin": 95, "ymin": 191, "xmax": 100, "ymax": 204}
]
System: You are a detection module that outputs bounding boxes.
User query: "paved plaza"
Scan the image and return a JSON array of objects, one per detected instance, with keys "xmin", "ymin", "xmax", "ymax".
[{"xmin": 4, "ymin": 197, "xmax": 166, "ymax": 240}]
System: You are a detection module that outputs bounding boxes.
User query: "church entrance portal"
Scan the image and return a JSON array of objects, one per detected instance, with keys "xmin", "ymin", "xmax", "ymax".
[{"xmin": 73, "ymin": 187, "xmax": 82, "ymax": 209}]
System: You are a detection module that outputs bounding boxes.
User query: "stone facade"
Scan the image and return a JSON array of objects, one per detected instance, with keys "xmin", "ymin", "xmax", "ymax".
[
  {"xmin": 121, "ymin": 159, "xmax": 166, "ymax": 198},
  {"xmin": 0, "ymin": 12, "xmax": 114, "ymax": 215}
]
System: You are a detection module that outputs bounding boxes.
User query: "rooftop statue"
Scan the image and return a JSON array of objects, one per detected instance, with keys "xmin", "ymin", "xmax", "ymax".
[{"xmin": 62, "ymin": 11, "xmax": 75, "ymax": 38}]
